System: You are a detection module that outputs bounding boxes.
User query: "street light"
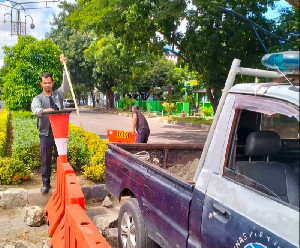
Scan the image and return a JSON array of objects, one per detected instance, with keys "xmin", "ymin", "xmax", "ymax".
[
  {"xmin": 1, "ymin": 0, "xmax": 59, "ymax": 36},
  {"xmin": 26, "ymin": 15, "xmax": 35, "ymax": 30},
  {"xmin": 2, "ymin": 5, "xmax": 35, "ymax": 36}
]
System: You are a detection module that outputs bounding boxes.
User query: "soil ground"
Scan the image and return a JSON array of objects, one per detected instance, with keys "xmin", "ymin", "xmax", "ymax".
[
  {"xmin": 5, "ymin": 167, "xmax": 97, "ymax": 190},
  {"xmin": 0, "ymin": 207, "xmax": 49, "ymax": 246}
]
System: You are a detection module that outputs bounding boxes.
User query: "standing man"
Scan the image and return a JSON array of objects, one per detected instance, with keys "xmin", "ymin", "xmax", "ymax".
[
  {"xmin": 131, "ymin": 105, "xmax": 150, "ymax": 143},
  {"xmin": 31, "ymin": 54, "xmax": 69, "ymax": 194}
]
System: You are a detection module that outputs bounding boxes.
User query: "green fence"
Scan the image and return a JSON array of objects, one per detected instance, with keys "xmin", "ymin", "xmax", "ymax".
[{"xmin": 116, "ymin": 100, "xmax": 213, "ymax": 116}]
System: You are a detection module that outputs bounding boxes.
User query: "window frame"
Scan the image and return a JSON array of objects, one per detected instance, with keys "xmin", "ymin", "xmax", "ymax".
[{"xmin": 223, "ymin": 95, "xmax": 299, "ymax": 210}]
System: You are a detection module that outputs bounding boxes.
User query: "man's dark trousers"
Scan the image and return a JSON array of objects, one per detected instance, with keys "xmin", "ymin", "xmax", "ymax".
[
  {"xmin": 136, "ymin": 128, "xmax": 150, "ymax": 143},
  {"xmin": 39, "ymin": 129, "xmax": 57, "ymax": 187}
]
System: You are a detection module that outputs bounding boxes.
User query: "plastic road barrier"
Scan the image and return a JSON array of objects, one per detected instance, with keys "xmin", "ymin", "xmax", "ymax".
[{"xmin": 107, "ymin": 129, "xmax": 136, "ymax": 143}]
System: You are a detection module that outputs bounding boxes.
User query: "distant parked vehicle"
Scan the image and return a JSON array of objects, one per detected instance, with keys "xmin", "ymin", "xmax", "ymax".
[{"xmin": 63, "ymin": 99, "xmax": 75, "ymax": 108}]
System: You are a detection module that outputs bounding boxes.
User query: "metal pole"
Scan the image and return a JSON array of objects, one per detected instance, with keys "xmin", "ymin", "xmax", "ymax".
[
  {"xmin": 17, "ymin": 10, "xmax": 20, "ymax": 36},
  {"xmin": 238, "ymin": 67, "xmax": 284, "ymax": 78},
  {"xmin": 193, "ymin": 59, "xmax": 241, "ymax": 181}
]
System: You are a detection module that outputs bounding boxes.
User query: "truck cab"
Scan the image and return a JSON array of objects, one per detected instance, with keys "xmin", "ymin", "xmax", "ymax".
[{"xmin": 190, "ymin": 82, "xmax": 299, "ymax": 248}]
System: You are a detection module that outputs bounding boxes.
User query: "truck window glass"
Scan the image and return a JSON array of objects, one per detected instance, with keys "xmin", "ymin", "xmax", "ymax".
[{"xmin": 225, "ymin": 97, "xmax": 299, "ymax": 209}]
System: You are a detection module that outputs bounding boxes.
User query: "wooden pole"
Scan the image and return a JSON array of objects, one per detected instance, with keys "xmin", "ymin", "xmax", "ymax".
[{"xmin": 62, "ymin": 61, "xmax": 85, "ymax": 135}]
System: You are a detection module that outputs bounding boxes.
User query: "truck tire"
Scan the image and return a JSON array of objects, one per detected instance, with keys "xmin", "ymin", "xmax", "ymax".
[{"xmin": 118, "ymin": 198, "xmax": 158, "ymax": 248}]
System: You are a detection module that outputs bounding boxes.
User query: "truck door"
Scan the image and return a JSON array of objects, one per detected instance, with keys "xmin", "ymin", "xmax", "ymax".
[{"xmin": 199, "ymin": 95, "xmax": 299, "ymax": 248}]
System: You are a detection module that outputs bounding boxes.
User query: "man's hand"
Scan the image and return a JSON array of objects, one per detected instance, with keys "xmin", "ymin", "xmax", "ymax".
[
  {"xmin": 43, "ymin": 108, "xmax": 54, "ymax": 113},
  {"xmin": 59, "ymin": 54, "xmax": 67, "ymax": 65}
]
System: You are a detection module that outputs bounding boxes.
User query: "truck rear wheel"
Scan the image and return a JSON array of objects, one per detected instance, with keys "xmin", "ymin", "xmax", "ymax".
[{"xmin": 118, "ymin": 198, "xmax": 158, "ymax": 248}]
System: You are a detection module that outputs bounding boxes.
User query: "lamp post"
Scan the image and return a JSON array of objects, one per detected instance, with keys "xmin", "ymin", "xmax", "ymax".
[
  {"xmin": 1, "ymin": 0, "xmax": 59, "ymax": 36},
  {"xmin": 3, "ymin": 4, "xmax": 35, "ymax": 36}
]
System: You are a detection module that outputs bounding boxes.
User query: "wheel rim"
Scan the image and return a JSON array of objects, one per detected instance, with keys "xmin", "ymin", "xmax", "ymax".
[{"xmin": 120, "ymin": 211, "xmax": 136, "ymax": 248}]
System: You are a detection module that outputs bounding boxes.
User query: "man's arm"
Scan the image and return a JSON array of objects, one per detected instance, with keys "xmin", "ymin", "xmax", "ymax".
[
  {"xmin": 31, "ymin": 97, "xmax": 54, "ymax": 117},
  {"xmin": 56, "ymin": 54, "xmax": 70, "ymax": 98},
  {"xmin": 132, "ymin": 113, "xmax": 137, "ymax": 133},
  {"xmin": 31, "ymin": 97, "xmax": 43, "ymax": 117}
]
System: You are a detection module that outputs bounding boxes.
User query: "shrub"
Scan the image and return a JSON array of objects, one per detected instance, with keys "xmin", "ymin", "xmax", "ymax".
[
  {"xmin": 82, "ymin": 130, "xmax": 107, "ymax": 182},
  {"xmin": 162, "ymin": 102, "xmax": 175, "ymax": 116},
  {"xmin": 0, "ymin": 108, "xmax": 9, "ymax": 157},
  {"xmin": 68, "ymin": 124, "xmax": 92, "ymax": 171},
  {"xmin": 200, "ymin": 105, "xmax": 214, "ymax": 117},
  {"xmin": 11, "ymin": 112, "xmax": 40, "ymax": 168},
  {"xmin": 0, "ymin": 157, "xmax": 30, "ymax": 185},
  {"xmin": 121, "ymin": 97, "xmax": 136, "ymax": 111}
]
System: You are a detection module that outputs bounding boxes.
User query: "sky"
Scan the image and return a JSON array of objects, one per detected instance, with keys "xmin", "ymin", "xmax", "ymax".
[{"xmin": 0, "ymin": 0, "xmax": 293, "ymax": 68}]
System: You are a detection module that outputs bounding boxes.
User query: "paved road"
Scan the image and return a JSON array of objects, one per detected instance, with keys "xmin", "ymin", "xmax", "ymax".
[{"xmin": 69, "ymin": 109, "xmax": 208, "ymax": 144}]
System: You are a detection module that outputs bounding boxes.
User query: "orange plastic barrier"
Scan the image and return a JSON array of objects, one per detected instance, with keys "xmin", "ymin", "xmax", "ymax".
[
  {"xmin": 50, "ymin": 171, "xmax": 85, "ymax": 248},
  {"xmin": 107, "ymin": 129, "xmax": 136, "ymax": 143},
  {"xmin": 45, "ymin": 160, "xmax": 74, "ymax": 236},
  {"xmin": 65, "ymin": 204, "xmax": 111, "ymax": 248}
]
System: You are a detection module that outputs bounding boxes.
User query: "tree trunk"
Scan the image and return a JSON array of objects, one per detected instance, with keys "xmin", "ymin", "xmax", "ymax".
[
  {"xmin": 205, "ymin": 88, "xmax": 218, "ymax": 114},
  {"xmin": 90, "ymin": 91, "xmax": 95, "ymax": 107},
  {"xmin": 106, "ymin": 89, "xmax": 115, "ymax": 109}
]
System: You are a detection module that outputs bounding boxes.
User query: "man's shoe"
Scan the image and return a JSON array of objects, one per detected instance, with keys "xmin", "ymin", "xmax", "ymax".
[{"xmin": 40, "ymin": 185, "xmax": 51, "ymax": 194}]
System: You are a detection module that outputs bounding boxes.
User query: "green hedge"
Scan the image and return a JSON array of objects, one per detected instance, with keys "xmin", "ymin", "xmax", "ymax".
[
  {"xmin": 0, "ymin": 157, "xmax": 30, "ymax": 185},
  {"xmin": 11, "ymin": 111, "xmax": 40, "ymax": 168},
  {"xmin": 69, "ymin": 124, "xmax": 107, "ymax": 182},
  {"xmin": 0, "ymin": 108, "xmax": 9, "ymax": 157},
  {"xmin": 0, "ymin": 110, "xmax": 32, "ymax": 185},
  {"xmin": 0, "ymin": 111, "xmax": 108, "ymax": 184}
]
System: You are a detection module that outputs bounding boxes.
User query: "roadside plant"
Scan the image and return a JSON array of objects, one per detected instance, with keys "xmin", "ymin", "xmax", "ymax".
[
  {"xmin": 121, "ymin": 97, "xmax": 136, "ymax": 111},
  {"xmin": 0, "ymin": 108, "xmax": 9, "ymax": 157},
  {"xmin": 68, "ymin": 124, "xmax": 92, "ymax": 171},
  {"xmin": 82, "ymin": 130, "xmax": 107, "ymax": 182},
  {"xmin": 200, "ymin": 105, "xmax": 214, "ymax": 117},
  {"xmin": 0, "ymin": 157, "xmax": 31, "ymax": 185},
  {"xmin": 11, "ymin": 111, "xmax": 40, "ymax": 168},
  {"xmin": 162, "ymin": 102, "xmax": 175, "ymax": 116}
]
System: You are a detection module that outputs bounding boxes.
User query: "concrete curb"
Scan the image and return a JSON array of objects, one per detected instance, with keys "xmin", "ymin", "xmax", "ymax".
[
  {"xmin": 0, "ymin": 184, "xmax": 108, "ymax": 209},
  {"xmin": 156, "ymin": 118, "xmax": 211, "ymax": 131}
]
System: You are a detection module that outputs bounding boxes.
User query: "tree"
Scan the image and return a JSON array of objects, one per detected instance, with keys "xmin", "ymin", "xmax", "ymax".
[
  {"xmin": 47, "ymin": 1, "xmax": 96, "ymax": 106},
  {"xmin": 70, "ymin": 0, "xmax": 289, "ymax": 111},
  {"xmin": 271, "ymin": 6, "xmax": 299, "ymax": 51},
  {"xmin": 1, "ymin": 36, "xmax": 62, "ymax": 111},
  {"xmin": 84, "ymin": 33, "xmax": 139, "ymax": 108}
]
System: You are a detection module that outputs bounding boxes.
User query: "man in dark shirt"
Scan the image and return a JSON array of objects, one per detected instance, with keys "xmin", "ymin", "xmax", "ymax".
[{"xmin": 131, "ymin": 105, "xmax": 150, "ymax": 143}]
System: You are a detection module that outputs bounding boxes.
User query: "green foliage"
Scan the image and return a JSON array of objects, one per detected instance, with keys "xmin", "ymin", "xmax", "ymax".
[
  {"xmin": 162, "ymin": 102, "xmax": 175, "ymax": 116},
  {"xmin": 0, "ymin": 109, "xmax": 9, "ymax": 157},
  {"xmin": 121, "ymin": 97, "xmax": 136, "ymax": 111},
  {"xmin": 147, "ymin": 103, "xmax": 152, "ymax": 113},
  {"xmin": 47, "ymin": 1, "xmax": 96, "ymax": 103},
  {"xmin": 70, "ymin": 0, "xmax": 291, "ymax": 110},
  {"xmin": 82, "ymin": 130, "xmax": 107, "ymax": 182},
  {"xmin": 0, "ymin": 157, "xmax": 31, "ymax": 185},
  {"xmin": 68, "ymin": 125, "xmax": 92, "ymax": 171},
  {"xmin": 181, "ymin": 95, "xmax": 193, "ymax": 104},
  {"xmin": 11, "ymin": 111, "xmax": 40, "ymax": 168},
  {"xmin": 165, "ymin": 116, "xmax": 213, "ymax": 125},
  {"xmin": 69, "ymin": 124, "xmax": 107, "ymax": 181},
  {"xmin": 200, "ymin": 105, "xmax": 214, "ymax": 117},
  {"xmin": 2, "ymin": 36, "xmax": 62, "ymax": 111}
]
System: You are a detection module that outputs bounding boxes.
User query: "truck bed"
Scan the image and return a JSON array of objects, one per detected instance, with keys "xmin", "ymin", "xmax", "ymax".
[
  {"xmin": 105, "ymin": 143, "xmax": 204, "ymax": 247},
  {"xmin": 108, "ymin": 143, "xmax": 203, "ymax": 182}
]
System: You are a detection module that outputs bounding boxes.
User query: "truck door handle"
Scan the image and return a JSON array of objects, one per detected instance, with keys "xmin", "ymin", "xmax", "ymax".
[{"xmin": 211, "ymin": 203, "xmax": 231, "ymax": 223}]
